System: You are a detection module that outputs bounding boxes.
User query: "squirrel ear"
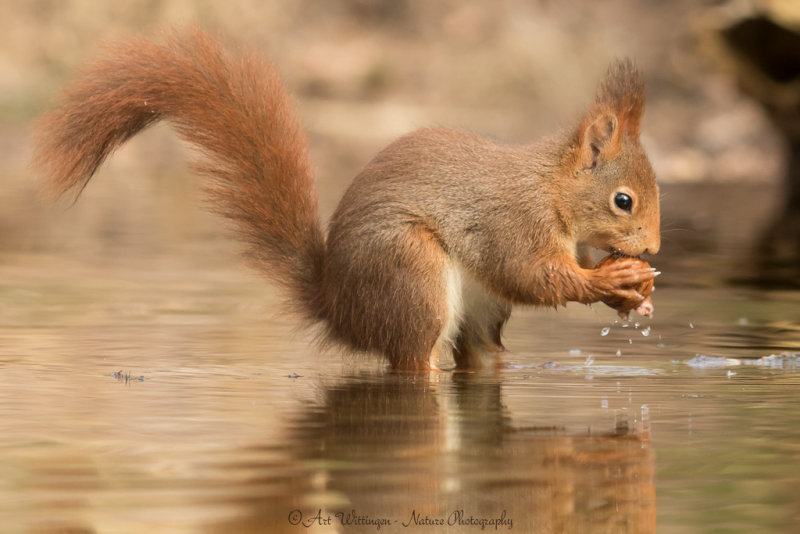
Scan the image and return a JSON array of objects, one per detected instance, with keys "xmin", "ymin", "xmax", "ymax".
[
  {"xmin": 596, "ymin": 58, "xmax": 645, "ymax": 138},
  {"xmin": 578, "ymin": 111, "xmax": 619, "ymax": 170},
  {"xmin": 575, "ymin": 59, "xmax": 645, "ymax": 171}
]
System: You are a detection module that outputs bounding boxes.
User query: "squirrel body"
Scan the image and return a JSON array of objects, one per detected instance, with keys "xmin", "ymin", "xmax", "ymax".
[{"xmin": 33, "ymin": 30, "xmax": 660, "ymax": 370}]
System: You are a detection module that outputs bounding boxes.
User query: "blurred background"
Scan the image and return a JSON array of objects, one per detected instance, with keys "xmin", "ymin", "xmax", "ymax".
[
  {"xmin": 2, "ymin": 4, "xmax": 799, "ymax": 532},
  {"xmin": 1, "ymin": 0, "xmax": 798, "ymax": 286}
]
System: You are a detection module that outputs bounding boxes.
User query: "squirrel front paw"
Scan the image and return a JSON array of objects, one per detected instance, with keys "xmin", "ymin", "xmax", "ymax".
[{"xmin": 591, "ymin": 255, "xmax": 658, "ymax": 318}]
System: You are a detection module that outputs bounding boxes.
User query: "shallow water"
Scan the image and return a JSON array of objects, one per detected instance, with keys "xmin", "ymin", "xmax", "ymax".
[{"xmin": 1, "ymin": 252, "xmax": 799, "ymax": 533}]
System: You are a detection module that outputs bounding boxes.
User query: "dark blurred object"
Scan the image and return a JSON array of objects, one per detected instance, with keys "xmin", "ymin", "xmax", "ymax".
[{"xmin": 711, "ymin": 7, "xmax": 800, "ymax": 287}]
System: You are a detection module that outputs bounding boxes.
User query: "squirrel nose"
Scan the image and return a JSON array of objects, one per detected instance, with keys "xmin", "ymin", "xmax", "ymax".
[{"xmin": 644, "ymin": 234, "xmax": 661, "ymax": 255}]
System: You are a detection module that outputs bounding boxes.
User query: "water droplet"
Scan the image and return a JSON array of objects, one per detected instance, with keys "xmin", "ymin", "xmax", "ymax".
[
  {"xmin": 689, "ymin": 322, "xmax": 694, "ymax": 329},
  {"xmin": 584, "ymin": 355, "xmax": 594, "ymax": 366},
  {"xmin": 641, "ymin": 326, "xmax": 651, "ymax": 337},
  {"xmin": 616, "ymin": 349, "xmax": 622, "ymax": 357},
  {"xmin": 601, "ymin": 326, "xmax": 611, "ymax": 336},
  {"xmin": 569, "ymin": 349, "xmax": 581, "ymax": 356}
]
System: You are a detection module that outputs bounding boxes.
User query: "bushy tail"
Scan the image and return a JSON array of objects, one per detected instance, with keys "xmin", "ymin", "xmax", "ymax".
[{"xmin": 32, "ymin": 29, "xmax": 326, "ymax": 320}]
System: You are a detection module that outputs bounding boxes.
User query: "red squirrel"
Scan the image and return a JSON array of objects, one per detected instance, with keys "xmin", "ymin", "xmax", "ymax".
[{"xmin": 32, "ymin": 29, "xmax": 660, "ymax": 371}]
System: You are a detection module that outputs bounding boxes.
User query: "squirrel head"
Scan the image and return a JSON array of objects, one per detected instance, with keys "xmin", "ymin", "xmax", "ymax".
[{"xmin": 560, "ymin": 59, "xmax": 660, "ymax": 258}]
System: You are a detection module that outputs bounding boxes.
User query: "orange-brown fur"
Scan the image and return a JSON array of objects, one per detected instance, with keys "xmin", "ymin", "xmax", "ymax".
[{"xmin": 32, "ymin": 30, "xmax": 660, "ymax": 371}]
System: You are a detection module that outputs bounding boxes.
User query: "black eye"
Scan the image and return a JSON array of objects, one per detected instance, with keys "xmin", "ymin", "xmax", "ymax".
[{"xmin": 614, "ymin": 192, "xmax": 633, "ymax": 212}]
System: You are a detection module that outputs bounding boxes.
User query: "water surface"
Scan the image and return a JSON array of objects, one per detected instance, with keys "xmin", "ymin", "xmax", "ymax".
[{"xmin": 1, "ymin": 254, "xmax": 798, "ymax": 533}]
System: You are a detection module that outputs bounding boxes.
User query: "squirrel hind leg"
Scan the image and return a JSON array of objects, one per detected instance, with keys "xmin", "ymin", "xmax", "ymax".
[
  {"xmin": 324, "ymin": 224, "xmax": 451, "ymax": 371},
  {"xmin": 450, "ymin": 266, "xmax": 512, "ymax": 369},
  {"xmin": 325, "ymin": 225, "xmax": 510, "ymax": 371}
]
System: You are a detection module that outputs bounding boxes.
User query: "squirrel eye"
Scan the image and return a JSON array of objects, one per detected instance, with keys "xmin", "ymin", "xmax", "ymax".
[{"xmin": 614, "ymin": 192, "xmax": 633, "ymax": 212}]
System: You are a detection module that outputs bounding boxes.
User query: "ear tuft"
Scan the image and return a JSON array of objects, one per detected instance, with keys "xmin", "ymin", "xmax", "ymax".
[
  {"xmin": 595, "ymin": 58, "xmax": 645, "ymax": 138},
  {"xmin": 573, "ymin": 58, "xmax": 645, "ymax": 171}
]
